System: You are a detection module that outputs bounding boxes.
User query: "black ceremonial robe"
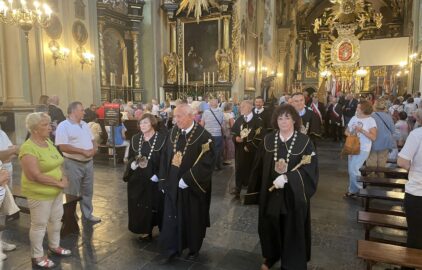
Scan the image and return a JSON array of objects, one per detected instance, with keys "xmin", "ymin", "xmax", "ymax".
[
  {"xmin": 158, "ymin": 123, "xmax": 215, "ymax": 255},
  {"xmin": 232, "ymin": 115, "xmax": 264, "ymax": 192},
  {"xmin": 126, "ymin": 132, "xmax": 166, "ymax": 234},
  {"xmin": 253, "ymin": 107, "xmax": 272, "ymax": 134},
  {"xmin": 301, "ymin": 107, "xmax": 322, "ymax": 138},
  {"xmin": 249, "ymin": 131, "xmax": 318, "ymax": 269}
]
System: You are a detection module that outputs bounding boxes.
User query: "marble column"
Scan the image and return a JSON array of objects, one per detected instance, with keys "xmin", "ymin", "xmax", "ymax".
[{"xmin": 132, "ymin": 31, "xmax": 141, "ymax": 89}]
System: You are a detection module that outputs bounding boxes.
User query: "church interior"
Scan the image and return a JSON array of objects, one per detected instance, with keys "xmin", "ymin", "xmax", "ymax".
[{"xmin": 0, "ymin": 0, "xmax": 421, "ymax": 269}]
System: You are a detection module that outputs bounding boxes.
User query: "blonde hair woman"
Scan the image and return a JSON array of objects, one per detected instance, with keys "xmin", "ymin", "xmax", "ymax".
[{"xmin": 19, "ymin": 112, "xmax": 70, "ymax": 269}]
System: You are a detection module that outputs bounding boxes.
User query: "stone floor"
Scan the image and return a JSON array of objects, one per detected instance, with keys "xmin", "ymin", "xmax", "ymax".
[{"xmin": 1, "ymin": 140, "xmax": 405, "ymax": 270}]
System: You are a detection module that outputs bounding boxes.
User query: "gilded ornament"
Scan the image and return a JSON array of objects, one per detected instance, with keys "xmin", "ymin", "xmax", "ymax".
[{"xmin": 163, "ymin": 52, "xmax": 179, "ymax": 84}]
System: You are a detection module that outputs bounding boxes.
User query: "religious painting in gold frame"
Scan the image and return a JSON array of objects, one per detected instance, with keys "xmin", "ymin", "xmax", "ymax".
[{"xmin": 182, "ymin": 18, "xmax": 220, "ymax": 82}]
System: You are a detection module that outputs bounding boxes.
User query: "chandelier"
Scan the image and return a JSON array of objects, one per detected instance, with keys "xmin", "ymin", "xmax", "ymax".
[{"xmin": 0, "ymin": 0, "xmax": 52, "ymax": 37}]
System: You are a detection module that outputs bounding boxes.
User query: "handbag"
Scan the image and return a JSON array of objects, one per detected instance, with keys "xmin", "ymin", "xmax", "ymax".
[
  {"xmin": 0, "ymin": 185, "xmax": 20, "ymax": 216},
  {"xmin": 342, "ymin": 134, "xmax": 360, "ymax": 156}
]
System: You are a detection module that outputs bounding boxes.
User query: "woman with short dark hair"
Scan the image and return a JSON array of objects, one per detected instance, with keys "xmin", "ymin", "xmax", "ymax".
[
  {"xmin": 124, "ymin": 113, "xmax": 166, "ymax": 241},
  {"xmin": 248, "ymin": 104, "xmax": 318, "ymax": 270}
]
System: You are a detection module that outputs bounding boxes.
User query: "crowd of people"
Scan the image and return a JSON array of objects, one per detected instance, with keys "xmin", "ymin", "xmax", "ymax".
[{"xmin": 0, "ymin": 90, "xmax": 419, "ymax": 269}]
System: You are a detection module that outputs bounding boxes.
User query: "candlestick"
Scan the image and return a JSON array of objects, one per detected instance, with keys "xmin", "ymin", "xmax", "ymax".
[
  {"xmin": 212, "ymin": 72, "xmax": 215, "ymax": 85},
  {"xmin": 126, "ymin": 75, "xmax": 129, "ymax": 87},
  {"xmin": 186, "ymin": 72, "xmax": 189, "ymax": 85},
  {"xmin": 207, "ymin": 72, "xmax": 210, "ymax": 85},
  {"xmin": 130, "ymin": 75, "xmax": 133, "ymax": 88},
  {"xmin": 203, "ymin": 72, "xmax": 206, "ymax": 85},
  {"xmin": 122, "ymin": 74, "xmax": 125, "ymax": 87}
]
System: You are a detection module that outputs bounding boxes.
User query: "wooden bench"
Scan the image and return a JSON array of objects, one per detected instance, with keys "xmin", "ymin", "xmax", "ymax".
[
  {"xmin": 12, "ymin": 186, "xmax": 81, "ymax": 237},
  {"xmin": 357, "ymin": 189, "xmax": 404, "ymax": 214},
  {"xmin": 357, "ymin": 211, "xmax": 407, "ymax": 244},
  {"xmin": 358, "ymin": 240, "xmax": 422, "ymax": 270},
  {"xmin": 360, "ymin": 166, "xmax": 408, "ymax": 179},
  {"xmin": 358, "ymin": 176, "xmax": 407, "ymax": 190}
]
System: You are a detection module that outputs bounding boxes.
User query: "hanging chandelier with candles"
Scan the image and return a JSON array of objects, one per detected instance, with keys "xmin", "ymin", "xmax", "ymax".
[{"xmin": 0, "ymin": 0, "xmax": 52, "ymax": 37}]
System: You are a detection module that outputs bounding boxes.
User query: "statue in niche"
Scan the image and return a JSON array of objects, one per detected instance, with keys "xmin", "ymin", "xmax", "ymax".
[
  {"xmin": 215, "ymin": 48, "xmax": 233, "ymax": 82},
  {"xmin": 74, "ymin": 0, "xmax": 85, "ymax": 20},
  {"xmin": 163, "ymin": 52, "xmax": 179, "ymax": 84}
]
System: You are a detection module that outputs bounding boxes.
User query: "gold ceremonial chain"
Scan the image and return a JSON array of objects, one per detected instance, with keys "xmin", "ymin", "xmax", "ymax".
[
  {"xmin": 171, "ymin": 123, "xmax": 197, "ymax": 167},
  {"xmin": 137, "ymin": 132, "xmax": 158, "ymax": 168},
  {"xmin": 274, "ymin": 131, "xmax": 297, "ymax": 174}
]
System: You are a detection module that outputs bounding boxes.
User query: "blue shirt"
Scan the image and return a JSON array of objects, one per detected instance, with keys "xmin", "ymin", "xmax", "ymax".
[
  {"xmin": 371, "ymin": 112, "xmax": 396, "ymax": 151},
  {"xmin": 108, "ymin": 124, "xmax": 126, "ymax": 145}
]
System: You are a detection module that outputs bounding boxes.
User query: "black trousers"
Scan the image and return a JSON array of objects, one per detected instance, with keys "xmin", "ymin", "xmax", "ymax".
[
  {"xmin": 402, "ymin": 193, "xmax": 422, "ymax": 270},
  {"xmin": 330, "ymin": 123, "xmax": 343, "ymax": 141}
]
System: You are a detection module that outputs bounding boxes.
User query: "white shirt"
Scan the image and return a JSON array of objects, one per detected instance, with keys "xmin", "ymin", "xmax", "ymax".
[
  {"xmin": 347, "ymin": 116, "xmax": 377, "ymax": 152},
  {"xmin": 55, "ymin": 119, "xmax": 94, "ymax": 161},
  {"xmin": 299, "ymin": 108, "xmax": 306, "ymax": 117},
  {"xmin": 244, "ymin": 112, "xmax": 253, "ymax": 123},
  {"xmin": 398, "ymin": 127, "xmax": 422, "ymax": 196},
  {"xmin": 255, "ymin": 108, "xmax": 264, "ymax": 114},
  {"xmin": 181, "ymin": 121, "xmax": 195, "ymax": 134},
  {"xmin": 0, "ymin": 130, "xmax": 13, "ymax": 192}
]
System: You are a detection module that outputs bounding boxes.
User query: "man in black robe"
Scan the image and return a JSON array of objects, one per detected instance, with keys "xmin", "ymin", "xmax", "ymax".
[
  {"xmin": 248, "ymin": 111, "xmax": 318, "ymax": 269},
  {"xmin": 253, "ymin": 96, "xmax": 272, "ymax": 134},
  {"xmin": 231, "ymin": 100, "xmax": 264, "ymax": 198},
  {"xmin": 291, "ymin": 92, "xmax": 321, "ymax": 142},
  {"xmin": 158, "ymin": 104, "xmax": 215, "ymax": 263}
]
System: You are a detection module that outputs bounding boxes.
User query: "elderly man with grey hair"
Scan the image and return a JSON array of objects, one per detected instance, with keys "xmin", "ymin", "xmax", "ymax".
[
  {"xmin": 158, "ymin": 103, "xmax": 215, "ymax": 264},
  {"xmin": 230, "ymin": 100, "xmax": 264, "ymax": 199}
]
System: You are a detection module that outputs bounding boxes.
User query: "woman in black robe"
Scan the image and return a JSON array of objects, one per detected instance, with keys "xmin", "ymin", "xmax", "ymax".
[
  {"xmin": 124, "ymin": 113, "xmax": 166, "ymax": 240},
  {"xmin": 249, "ymin": 104, "xmax": 319, "ymax": 270}
]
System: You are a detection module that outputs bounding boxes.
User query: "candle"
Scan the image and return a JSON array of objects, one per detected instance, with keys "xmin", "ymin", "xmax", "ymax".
[
  {"xmin": 110, "ymin": 72, "xmax": 113, "ymax": 86},
  {"xmin": 212, "ymin": 72, "xmax": 215, "ymax": 85},
  {"xmin": 130, "ymin": 75, "xmax": 133, "ymax": 87},
  {"xmin": 182, "ymin": 71, "xmax": 185, "ymax": 85},
  {"xmin": 186, "ymin": 72, "xmax": 189, "ymax": 85},
  {"xmin": 203, "ymin": 72, "xmax": 206, "ymax": 85},
  {"xmin": 207, "ymin": 72, "xmax": 210, "ymax": 85},
  {"xmin": 178, "ymin": 74, "xmax": 180, "ymax": 85},
  {"xmin": 126, "ymin": 75, "xmax": 129, "ymax": 87},
  {"xmin": 122, "ymin": 74, "xmax": 125, "ymax": 87}
]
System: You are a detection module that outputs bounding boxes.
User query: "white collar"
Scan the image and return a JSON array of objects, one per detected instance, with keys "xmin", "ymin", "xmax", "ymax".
[
  {"xmin": 279, "ymin": 131, "xmax": 294, "ymax": 142},
  {"xmin": 299, "ymin": 108, "xmax": 306, "ymax": 117},
  {"xmin": 182, "ymin": 121, "xmax": 195, "ymax": 134},
  {"xmin": 244, "ymin": 112, "xmax": 254, "ymax": 122},
  {"xmin": 255, "ymin": 107, "xmax": 264, "ymax": 114}
]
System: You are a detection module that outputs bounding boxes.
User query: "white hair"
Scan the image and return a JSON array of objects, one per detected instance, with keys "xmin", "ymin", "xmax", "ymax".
[{"xmin": 26, "ymin": 112, "xmax": 51, "ymax": 133}]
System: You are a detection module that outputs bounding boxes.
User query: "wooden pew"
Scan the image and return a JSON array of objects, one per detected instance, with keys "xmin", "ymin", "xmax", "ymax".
[
  {"xmin": 360, "ymin": 166, "xmax": 408, "ymax": 179},
  {"xmin": 357, "ymin": 211, "xmax": 407, "ymax": 244},
  {"xmin": 358, "ymin": 240, "xmax": 422, "ymax": 270},
  {"xmin": 357, "ymin": 189, "xmax": 404, "ymax": 216},
  {"xmin": 358, "ymin": 176, "xmax": 407, "ymax": 190},
  {"xmin": 12, "ymin": 186, "xmax": 82, "ymax": 237}
]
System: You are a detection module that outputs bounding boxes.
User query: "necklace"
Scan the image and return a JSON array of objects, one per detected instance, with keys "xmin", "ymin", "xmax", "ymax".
[
  {"xmin": 171, "ymin": 123, "xmax": 197, "ymax": 168},
  {"xmin": 274, "ymin": 130, "xmax": 297, "ymax": 174},
  {"xmin": 137, "ymin": 132, "xmax": 158, "ymax": 168}
]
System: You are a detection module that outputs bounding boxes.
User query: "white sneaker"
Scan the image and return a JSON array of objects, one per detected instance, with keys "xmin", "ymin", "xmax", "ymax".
[
  {"xmin": 2, "ymin": 241, "xmax": 16, "ymax": 252},
  {"xmin": 0, "ymin": 252, "xmax": 7, "ymax": 261}
]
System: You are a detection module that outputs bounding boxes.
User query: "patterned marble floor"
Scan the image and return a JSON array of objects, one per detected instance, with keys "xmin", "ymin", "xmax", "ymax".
[{"xmin": 1, "ymin": 140, "xmax": 404, "ymax": 270}]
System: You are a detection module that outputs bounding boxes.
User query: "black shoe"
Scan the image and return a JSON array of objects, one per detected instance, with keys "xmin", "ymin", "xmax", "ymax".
[
  {"xmin": 157, "ymin": 253, "xmax": 177, "ymax": 265},
  {"xmin": 185, "ymin": 252, "xmax": 199, "ymax": 261}
]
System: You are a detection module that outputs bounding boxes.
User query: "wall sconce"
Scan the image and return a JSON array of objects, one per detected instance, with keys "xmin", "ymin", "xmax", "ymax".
[
  {"xmin": 48, "ymin": 40, "xmax": 70, "ymax": 65},
  {"xmin": 77, "ymin": 46, "xmax": 95, "ymax": 70},
  {"xmin": 356, "ymin": 67, "xmax": 368, "ymax": 77}
]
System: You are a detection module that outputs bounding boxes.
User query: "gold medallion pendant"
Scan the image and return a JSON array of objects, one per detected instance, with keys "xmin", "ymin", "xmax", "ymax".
[
  {"xmin": 137, "ymin": 156, "xmax": 148, "ymax": 168},
  {"xmin": 275, "ymin": 158, "xmax": 288, "ymax": 174},
  {"xmin": 172, "ymin": 151, "xmax": 183, "ymax": 167},
  {"xmin": 300, "ymin": 124, "xmax": 308, "ymax": 134},
  {"xmin": 240, "ymin": 128, "xmax": 251, "ymax": 139}
]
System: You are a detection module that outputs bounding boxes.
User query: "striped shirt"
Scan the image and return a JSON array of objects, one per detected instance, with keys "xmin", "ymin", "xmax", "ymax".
[{"xmin": 202, "ymin": 107, "xmax": 224, "ymax": 137}]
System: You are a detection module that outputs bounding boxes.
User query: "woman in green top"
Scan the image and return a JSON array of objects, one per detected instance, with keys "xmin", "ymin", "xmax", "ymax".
[{"xmin": 19, "ymin": 112, "xmax": 70, "ymax": 269}]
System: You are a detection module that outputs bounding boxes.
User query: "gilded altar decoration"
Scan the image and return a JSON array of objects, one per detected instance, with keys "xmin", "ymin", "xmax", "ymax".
[
  {"xmin": 176, "ymin": 0, "xmax": 219, "ymax": 23},
  {"xmin": 163, "ymin": 52, "xmax": 179, "ymax": 84},
  {"xmin": 313, "ymin": 0, "xmax": 383, "ymax": 75},
  {"xmin": 215, "ymin": 48, "xmax": 232, "ymax": 83}
]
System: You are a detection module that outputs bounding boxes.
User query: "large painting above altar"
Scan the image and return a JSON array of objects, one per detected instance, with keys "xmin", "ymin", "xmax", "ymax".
[{"xmin": 184, "ymin": 20, "xmax": 219, "ymax": 82}]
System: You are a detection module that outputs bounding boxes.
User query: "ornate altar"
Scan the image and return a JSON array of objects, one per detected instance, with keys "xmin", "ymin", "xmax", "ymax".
[
  {"xmin": 294, "ymin": 0, "xmax": 407, "ymax": 99},
  {"xmin": 97, "ymin": 0, "xmax": 145, "ymax": 102},
  {"xmin": 161, "ymin": 0, "xmax": 235, "ymax": 100}
]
